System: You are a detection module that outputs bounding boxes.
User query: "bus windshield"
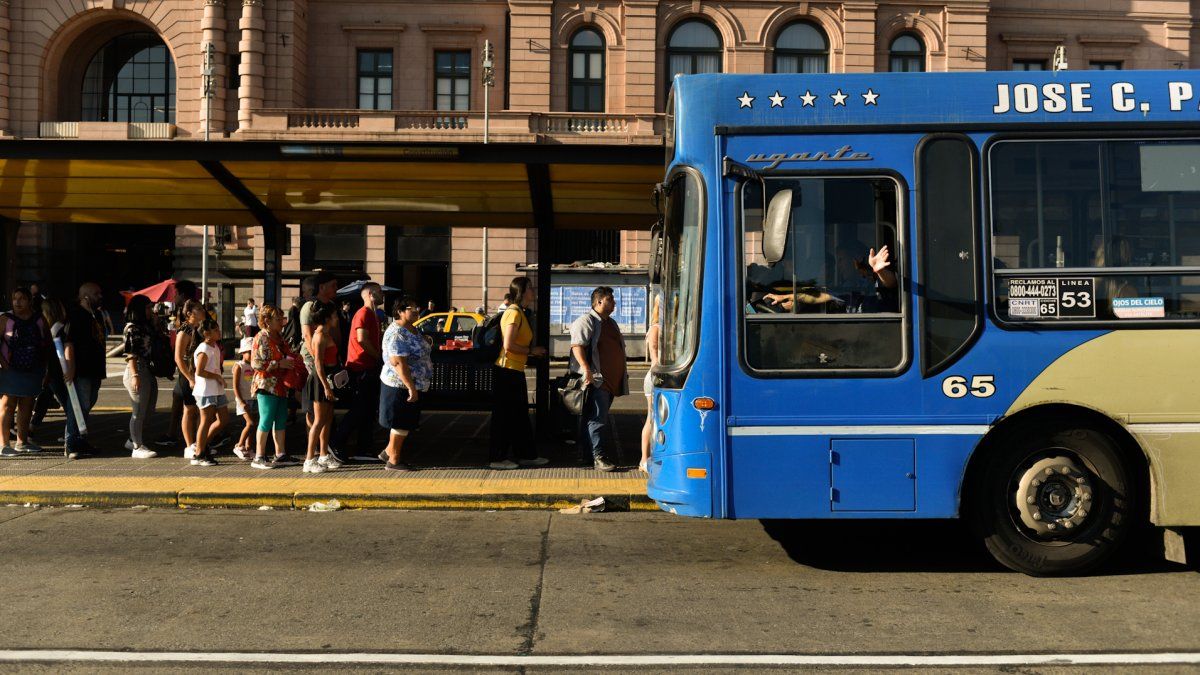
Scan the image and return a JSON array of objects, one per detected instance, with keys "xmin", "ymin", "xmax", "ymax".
[{"xmin": 659, "ymin": 170, "xmax": 704, "ymax": 369}]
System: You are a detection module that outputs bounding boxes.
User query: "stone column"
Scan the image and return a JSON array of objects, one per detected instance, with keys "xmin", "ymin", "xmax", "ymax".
[
  {"xmin": 0, "ymin": 0, "xmax": 11, "ymax": 135},
  {"xmin": 238, "ymin": 0, "xmax": 264, "ymax": 131},
  {"xmin": 201, "ymin": 0, "xmax": 227, "ymax": 136}
]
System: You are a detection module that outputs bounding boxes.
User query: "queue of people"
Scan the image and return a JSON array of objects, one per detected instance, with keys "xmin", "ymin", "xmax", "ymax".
[{"xmin": 0, "ymin": 275, "xmax": 653, "ymax": 473}]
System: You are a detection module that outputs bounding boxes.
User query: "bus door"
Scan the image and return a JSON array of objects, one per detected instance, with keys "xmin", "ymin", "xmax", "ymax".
[{"xmin": 724, "ymin": 134, "xmax": 931, "ymax": 519}]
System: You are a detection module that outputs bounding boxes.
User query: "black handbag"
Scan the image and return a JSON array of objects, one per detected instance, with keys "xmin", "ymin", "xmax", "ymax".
[{"xmin": 557, "ymin": 375, "xmax": 586, "ymax": 416}]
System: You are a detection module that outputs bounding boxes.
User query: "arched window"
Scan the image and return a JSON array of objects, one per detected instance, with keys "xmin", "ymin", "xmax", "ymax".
[
  {"xmin": 666, "ymin": 20, "xmax": 722, "ymax": 91},
  {"xmin": 889, "ymin": 34, "xmax": 925, "ymax": 73},
  {"xmin": 568, "ymin": 27, "xmax": 605, "ymax": 113},
  {"xmin": 81, "ymin": 32, "xmax": 175, "ymax": 123},
  {"xmin": 773, "ymin": 22, "xmax": 828, "ymax": 73}
]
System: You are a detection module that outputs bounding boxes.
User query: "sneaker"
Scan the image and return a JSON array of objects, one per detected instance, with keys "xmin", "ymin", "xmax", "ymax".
[
  {"xmin": 318, "ymin": 454, "xmax": 342, "ymax": 470},
  {"xmin": 0, "ymin": 445, "xmax": 17, "ymax": 457},
  {"xmin": 378, "ymin": 450, "xmax": 390, "ymax": 463},
  {"xmin": 65, "ymin": 446, "xmax": 89, "ymax": 460},
  {"xmin": 212, "ymin": 435, "xmax": 230, "ymax": 450},
  {"xmin": 192, "ymin": 455, "xmax": 218, "ymax": 467},
  {"xmin": 593, "ymin": 458, "xmax": 616, "ymax": 472},
  {"xmin": 302, "ymin": 459, "xmax": 326, "ymax": 474},
  {"xmin": 517, "ymin": 457, "xmax": 550, "ymax": 467},
  {"xmin": 327, "ymin": 445, "xmax": 349, "ymax": 464},
  {"xmin": 251, "ymin": 456, "xmax": 274, "ymax": 470},
  {"xmin": 124, "ymin": 440, "xmax": 136, "ymax": 452},
  {"xmin": 232, "ymin": 445, "xmax": 250, "ymax": 460},
  {"xmin": 183, "ymin": 444, "xmax": 197, "ymax": 460},
  {"xmin": 489, "ymin": 460, "xmax": 519, "ymax": 470},
  {"xmin": 270, "ymin": 454, "xmax": 299, "ymax": 468},
  {"xmin": 131, "ymin": 447, "xmax": 158, "ymax": 459},
  {"xmin": 384, "ymin": 461, "xmax": 412, "ymax": 472},
  {"xmin": 14, "ymin": 440, "xmax": 43, "ymax": 453}
]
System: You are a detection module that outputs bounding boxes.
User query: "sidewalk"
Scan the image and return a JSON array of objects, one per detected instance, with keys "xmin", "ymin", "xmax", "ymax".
[{"xmin": 1, "ymin": 403, "xmax": 653, "ymax": 512}]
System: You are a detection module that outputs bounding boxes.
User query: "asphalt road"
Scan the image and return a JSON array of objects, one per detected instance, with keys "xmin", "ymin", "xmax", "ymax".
[{"xmin": 0, "ymin": 507, "xmax": 1197, "ymax": 673}]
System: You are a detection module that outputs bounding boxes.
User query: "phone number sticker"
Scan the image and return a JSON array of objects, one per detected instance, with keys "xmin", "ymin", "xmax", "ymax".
[{"xmin": 1007, "ymin": 277, "xmax": 1095, "ymax": 319}]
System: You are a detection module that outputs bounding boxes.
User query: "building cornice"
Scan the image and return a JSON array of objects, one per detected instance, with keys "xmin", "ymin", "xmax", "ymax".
[
  {"xmin": 420, "ymin": 24, "xmax": 484, "ymax": 33},
  {"xmin": 342, "ymin": 23, "xmax": 407, "ymax": 32}
]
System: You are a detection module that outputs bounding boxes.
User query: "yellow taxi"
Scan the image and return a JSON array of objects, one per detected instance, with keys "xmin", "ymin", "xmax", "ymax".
[{"xmin": 414, "ymin": 311, "xmax": 486, "ymax": 350}]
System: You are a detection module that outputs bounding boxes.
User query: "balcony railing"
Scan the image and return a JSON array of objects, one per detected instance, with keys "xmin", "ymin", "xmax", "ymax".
[
  {"xmin": 39, "ymin": 121, "xmax": 176, "ymax": 139},
  {"xmin": 246, "ymin": 109, "xmax": 664, "ymax": 144}
]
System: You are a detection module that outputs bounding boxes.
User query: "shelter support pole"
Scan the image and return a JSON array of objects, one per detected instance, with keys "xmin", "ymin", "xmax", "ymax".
[
  {"xmin": 0, "ymin": 216, "xmax": 18, "ymax": 296},
  {"xmin": 527, "ymin": 163, "xmax": 553, "ymax": 435},
  {"xmin": 198, "ymin": 160, "xmax": 286, "ymax": 306},
  {"xmin": 260, "ymin": 221, "xmax": 286, "ymax": 306}
]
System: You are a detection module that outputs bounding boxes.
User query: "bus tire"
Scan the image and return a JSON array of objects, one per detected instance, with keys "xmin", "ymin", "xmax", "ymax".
[{"xmin": 969, "ymin": 424, "xmax": 1140, "ymax": 576}]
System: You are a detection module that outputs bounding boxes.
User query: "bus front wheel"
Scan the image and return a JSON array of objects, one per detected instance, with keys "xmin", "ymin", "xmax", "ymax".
[{"xmin": 970, "ymin": 424, "xmax": 1140, "ymax": 576}]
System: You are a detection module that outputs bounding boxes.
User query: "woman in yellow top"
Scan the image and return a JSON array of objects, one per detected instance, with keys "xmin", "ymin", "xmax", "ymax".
[{"xmin": 488, "ymin": 276, "xmax": 547, "ymax": 470}]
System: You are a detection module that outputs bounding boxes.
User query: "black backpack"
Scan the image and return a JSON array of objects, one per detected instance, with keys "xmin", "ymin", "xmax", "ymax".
[
  {"xmin": 477, "ymin": 307, "xmax": 528, "ymax": 361},
  {"xmin": 148, "ymin": 332, "xmax": 176, "ymax": 379}
]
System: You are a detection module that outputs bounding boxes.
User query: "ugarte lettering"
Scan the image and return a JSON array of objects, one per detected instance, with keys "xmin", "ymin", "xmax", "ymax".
[{"xmin": 746, "ymin": 145, "xmax": 872, "ymax": 170}]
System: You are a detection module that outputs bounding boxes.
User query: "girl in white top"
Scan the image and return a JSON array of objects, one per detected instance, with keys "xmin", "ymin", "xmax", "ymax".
[
  {"xmin": 639, "ymin": 294, "xmax": 662, "ymax": 474},
  {"xmin": 191, "ymin": 319, "xmax": 229, "ymax": 466},
  {"xmin": 231, "ymin": 337, "xmax": 257, "ymax": 459}
]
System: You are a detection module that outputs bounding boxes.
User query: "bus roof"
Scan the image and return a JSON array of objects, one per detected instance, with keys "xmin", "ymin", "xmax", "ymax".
[{"xmin": 672, "ymin": 71, "xmax": 1200, "ymax": 131}]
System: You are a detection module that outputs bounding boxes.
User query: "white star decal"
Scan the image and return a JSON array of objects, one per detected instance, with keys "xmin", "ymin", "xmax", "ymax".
[
  {"xmin": 862, "ymin": 89, "xmax": 879, "ymax": 105},
  {"xmin": 831, "ymin": 89, "xmax": 848, "ymax": 106},
  {"xmin": 799, "ymin": 90, "xmax": 817, "ymax": 107},
  {"xmin": 768, "ymin": 90, "xmax": 786, "ymax": 108},
  {"xmin": 737, "ymin": 91, "xmax": 755, "ymax": 109}
]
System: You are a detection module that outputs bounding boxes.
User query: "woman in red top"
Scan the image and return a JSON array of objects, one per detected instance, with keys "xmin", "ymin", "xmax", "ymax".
[{"xmin": 304, "ymin": 306, "xmax": 341, "ymax": 474}]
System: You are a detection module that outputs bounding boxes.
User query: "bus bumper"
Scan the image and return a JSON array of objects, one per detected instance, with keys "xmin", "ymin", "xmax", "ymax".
[{"xmin": 647, "ymin": 451, "xmax": 713, "ymax": 518}]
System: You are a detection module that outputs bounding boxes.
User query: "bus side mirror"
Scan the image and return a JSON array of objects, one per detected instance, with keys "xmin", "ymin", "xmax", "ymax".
[
  {"xmin": 762, "ymin": 189, "xmax": 793, "ymax": 265},
  {"xmin": 648, "ymin": 219, "xmax": 664, "ymax": 285}
]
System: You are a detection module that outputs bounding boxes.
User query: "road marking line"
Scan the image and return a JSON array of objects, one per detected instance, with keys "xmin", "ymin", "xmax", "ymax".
[{"xmin": 1, "ymin": 651, "xmax": 1199, "ymax": 666}]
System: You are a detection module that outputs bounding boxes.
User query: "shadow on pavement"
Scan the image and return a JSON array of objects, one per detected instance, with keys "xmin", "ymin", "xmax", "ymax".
[{"xmin": 759, "ymin": 518, "xmax": 1183, "ymax": 576}]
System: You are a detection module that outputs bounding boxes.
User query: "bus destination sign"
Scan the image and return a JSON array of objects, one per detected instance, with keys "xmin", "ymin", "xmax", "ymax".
[{"xmin": 1007, "ymin": 277, "xmax": 1095, "ymax": 319}]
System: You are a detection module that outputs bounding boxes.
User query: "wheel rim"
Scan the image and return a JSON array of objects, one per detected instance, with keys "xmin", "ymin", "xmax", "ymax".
[{"xmin": 1013, "ymin": 454, "xmax": 1095, "ymax": 538}]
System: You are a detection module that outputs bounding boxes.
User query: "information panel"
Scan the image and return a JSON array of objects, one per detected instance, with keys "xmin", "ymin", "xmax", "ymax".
[
  {"xmin": 551, "ymin": 285, "xmax": 648, "ymax": 334},
  {"xmin": 1007, "ymin": 277, "xmax": 1096, "ymax": 319}
]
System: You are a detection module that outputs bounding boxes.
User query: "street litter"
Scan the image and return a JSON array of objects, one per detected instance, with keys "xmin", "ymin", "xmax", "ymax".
[
  {"xmin": 65, "ymin": 504, "xmax": 83, "ymax": 509},
  {"xmin": 559, "ymin": 497, "xmax": 605, "ymax": 514},
  {"xmin": 257, "ymin": 505, "xmax": 274, "ymax": 511},
  {"xmin": 130, "ymin": 505, "xmax": 150, "ymax": 510},
  {"xmin": 308, "ymin": 499, "xmax": 342, "ymax": 512}
]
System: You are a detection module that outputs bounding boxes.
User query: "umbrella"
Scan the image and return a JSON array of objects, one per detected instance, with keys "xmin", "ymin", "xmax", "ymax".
[
  {"xmin": 335, "ymin": 280, "xmax": 401, "ymax": 299},
  {"xmin": 121, "ymin": 279, "xmax": 177, "ymax": 305}
]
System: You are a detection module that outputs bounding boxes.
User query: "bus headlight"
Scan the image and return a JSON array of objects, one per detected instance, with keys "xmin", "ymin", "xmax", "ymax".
[{"xmin": 656, "ymin": 393, "xmax": 669, "ymax": 425}]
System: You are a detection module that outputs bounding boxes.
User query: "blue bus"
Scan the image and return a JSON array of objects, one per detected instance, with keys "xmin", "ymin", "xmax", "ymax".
[{"xmin": 646, "ymin": 70, "xmax": 1200, "ymax": 575}]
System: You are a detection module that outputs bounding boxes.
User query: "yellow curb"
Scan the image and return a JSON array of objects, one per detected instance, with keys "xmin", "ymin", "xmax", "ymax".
[{"xmin": 0, "ymin": 474, "xmax": 654, "ymax": 511}]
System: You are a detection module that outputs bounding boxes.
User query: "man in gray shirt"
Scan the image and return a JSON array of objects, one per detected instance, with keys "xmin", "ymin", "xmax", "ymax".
[{"xmin": 569, "ymin": 286, "xmax": 628, "ymax": 472}]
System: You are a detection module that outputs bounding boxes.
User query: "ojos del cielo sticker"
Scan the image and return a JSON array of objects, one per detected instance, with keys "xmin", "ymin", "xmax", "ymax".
[{"xmin": 1007, "ymin": 277, "xmax": 1095, "ymax": 319}]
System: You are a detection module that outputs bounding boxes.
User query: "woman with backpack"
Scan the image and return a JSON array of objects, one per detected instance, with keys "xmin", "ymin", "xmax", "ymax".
[
  {"xmin": 0, "ymin": 287, "xmax": 51, "ymax": 456},
  {"xmin": 122, "ymin": 294, "xmax": 160, "ymax": 459},
  {"xmin": 487, "ymin": 277, "xmax": 548, "ymax": 470}
]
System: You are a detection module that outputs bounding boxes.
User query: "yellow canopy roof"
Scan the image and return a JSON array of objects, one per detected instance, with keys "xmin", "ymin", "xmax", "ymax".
[{"xmin": 0, "ymin": 142, "xmax": 663, "ymax": 230}]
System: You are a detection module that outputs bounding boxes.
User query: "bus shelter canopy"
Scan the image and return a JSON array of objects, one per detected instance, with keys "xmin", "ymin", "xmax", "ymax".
[{"xmin": 0, "ymin": 142, "xmax": 662, "ymax": 230}]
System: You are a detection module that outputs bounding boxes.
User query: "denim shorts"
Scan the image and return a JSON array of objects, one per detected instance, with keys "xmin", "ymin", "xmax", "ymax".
[{"xmin": 197, "ymin": 394, "xmax": 229, "ymax": 409}]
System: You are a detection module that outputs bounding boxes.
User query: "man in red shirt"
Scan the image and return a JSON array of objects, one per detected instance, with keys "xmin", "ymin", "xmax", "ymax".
[{"xmin": 330, "ymin": 282, "xmax": 383, "ymax": 460}]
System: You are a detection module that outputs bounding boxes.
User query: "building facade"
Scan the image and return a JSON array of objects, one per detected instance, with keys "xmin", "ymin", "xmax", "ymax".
[{"xmin": 2, "ymin": 0, "xmax": 1199, "ymax": 319}]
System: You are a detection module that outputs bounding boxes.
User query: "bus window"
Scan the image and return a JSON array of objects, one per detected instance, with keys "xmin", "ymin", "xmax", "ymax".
[
  {"xmin": 659, "ymin": 170, "xmax": 704, "ymax": 373},
  {"xmin": 741, "ymin": 176, "xmax": 906, "ymax": 372},
  {"xmin": 990, "ymin": 139, "xmax": 1200, "ymax": 323},
  {"xmin": 918, "ymin": 136, "xmax": 979, "ymax": 375}
]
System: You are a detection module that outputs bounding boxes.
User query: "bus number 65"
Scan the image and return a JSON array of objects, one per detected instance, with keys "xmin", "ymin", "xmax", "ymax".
[{"xmin": 942, "ymin": 375, "xmax": 996, "ymax": 399}]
